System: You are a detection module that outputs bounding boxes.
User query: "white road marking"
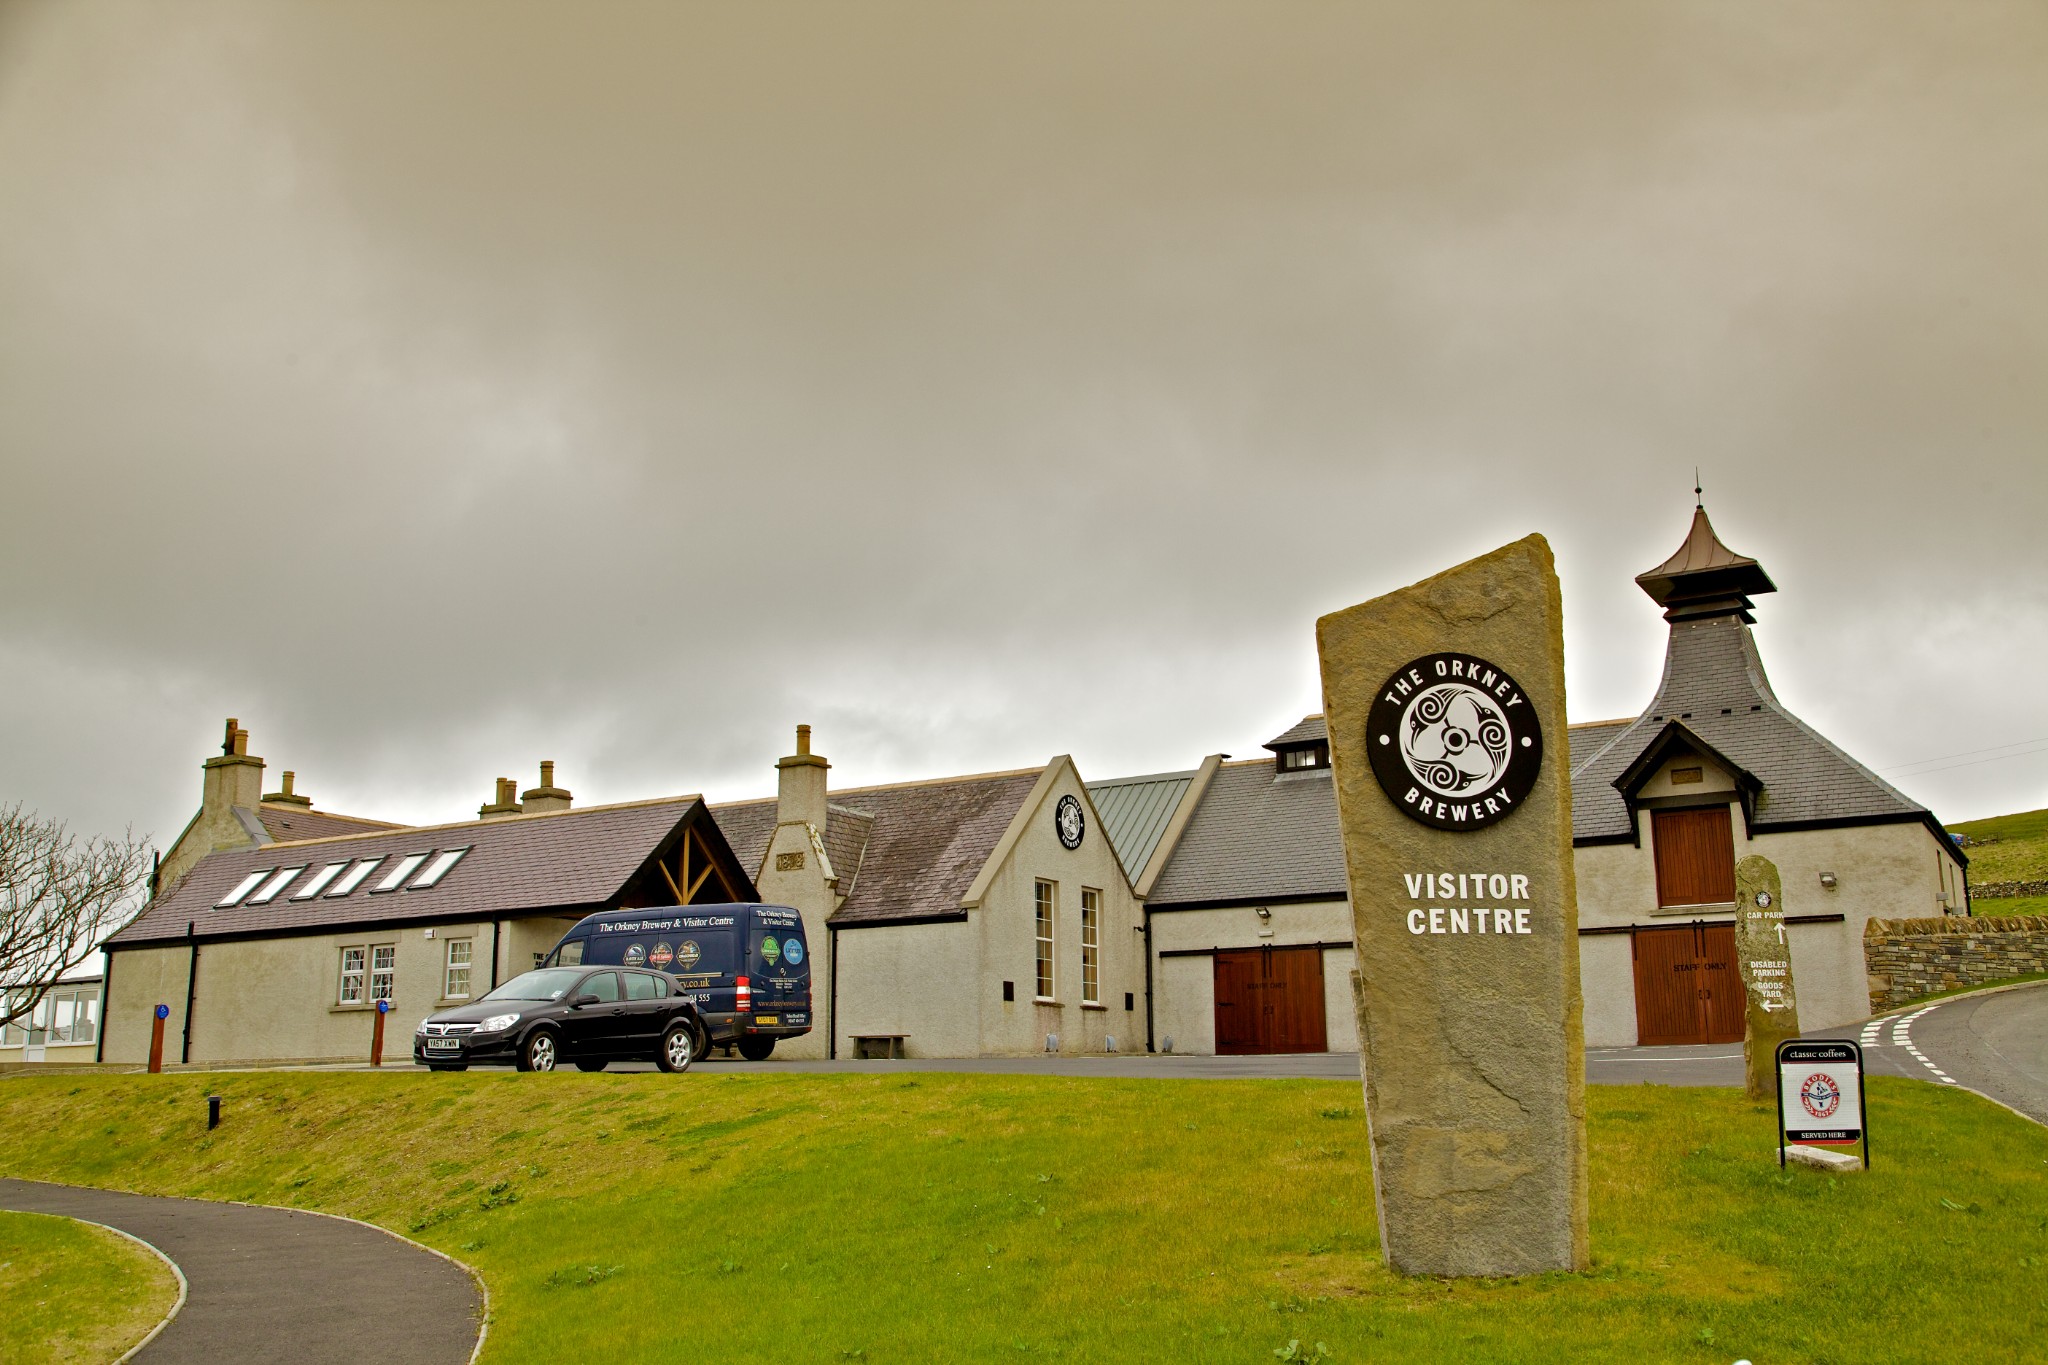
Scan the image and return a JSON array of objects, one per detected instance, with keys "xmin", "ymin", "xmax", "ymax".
[{"xmin": 1890, "ymin": 1006, "xmax": 1957, "ymax": 1085}]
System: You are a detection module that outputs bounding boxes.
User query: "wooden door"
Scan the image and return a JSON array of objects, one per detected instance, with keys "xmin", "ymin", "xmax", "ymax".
[
  {"xmin": 1652, "ymin": 805, "xmax": 1737, "ymax": 907},
  {"xmin": 1213, "ymin": 951, "xmax": 1262, "ymax": 1054},
  {"xmin": 1695, "ymin": 924, "xmax": 1745, "ymax": 1044},
  {"xmin": 1214, "ymin": 947, "xmax": 1327, "ymax": 1054},
  {"xmin": 1631, "ymin": 923, "xmax": 1748, "ymax": 1045}
]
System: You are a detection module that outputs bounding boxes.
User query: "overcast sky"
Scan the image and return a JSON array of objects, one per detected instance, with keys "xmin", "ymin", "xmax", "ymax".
[{"xmin": 2, "ymin": 2, "xmax": 2043, "ymax": 858}]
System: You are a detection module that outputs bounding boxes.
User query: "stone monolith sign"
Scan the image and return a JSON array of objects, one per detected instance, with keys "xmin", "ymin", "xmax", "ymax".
[
  {"xmin": 1316, "ymin": 534, "xmax": 1589, "ymax": 1278},
  {"xmin": 1734, "ymin": 854, "xmax": 1800, "ymax": 1100}
]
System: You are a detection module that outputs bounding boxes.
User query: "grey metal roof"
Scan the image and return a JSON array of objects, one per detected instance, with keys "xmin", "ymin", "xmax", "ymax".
[
  {"xmin": 1264, "ymin": 715, "xmax": 1328, "ymax": 750},
  {"xmin": 1570, "ymin": 614, "xmax": 1949, "ymax": 848},
  {"xmin": 108, "ymin": 798, "xmax": 738, "ymax": 946},
  {"xmin": 1086, "ymin": 769, "xmax": 1197, "ymax": 881},
  {"xmin": 1145, "ymin": 759, "xmax": 1347, "ymax": 907}
]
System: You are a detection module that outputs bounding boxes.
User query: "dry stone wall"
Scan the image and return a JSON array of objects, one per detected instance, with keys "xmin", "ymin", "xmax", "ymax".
[
  {"xmin": 1864, "ymin": 914, "xmax": 2048, "ymax": 1012},
  {"xmin": 1969, "ymin": 879, "xmax": 2048, "ymax": 900}
]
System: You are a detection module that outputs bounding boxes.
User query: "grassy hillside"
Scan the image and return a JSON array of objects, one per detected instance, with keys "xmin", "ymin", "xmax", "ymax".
[
  {"xmin": 1950, "ymin": 807, "xmax": 2048, "ymax": 885},
  {"xmin": 2, "ymin": 1072, "xmax": 2044, "ymax": 1364},
  {"xmin": 0, "ymin": 1209, "xmax": 178, "ymax": 1364}
]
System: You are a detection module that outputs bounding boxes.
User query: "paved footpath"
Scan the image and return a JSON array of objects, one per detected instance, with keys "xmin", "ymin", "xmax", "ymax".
[{"xmin": 0, "ymin": 1179, "xmax": 481, "ymax": 1365}]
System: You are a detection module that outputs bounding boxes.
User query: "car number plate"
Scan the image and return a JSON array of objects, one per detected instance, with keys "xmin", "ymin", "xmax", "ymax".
[
  {"xmin": 754, "ymin": 1015, "xmax": 779, "ymax": 1026},
  {"xmin": 426, "ymin": 1037, "xmax": 461, "ymax": 1050}
]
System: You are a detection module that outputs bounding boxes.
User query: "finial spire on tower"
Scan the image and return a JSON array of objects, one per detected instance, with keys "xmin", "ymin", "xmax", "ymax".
[
  {"xmin": 1636, "ymin": 501, "xmax": 1775, "ymax": 623},
  {"xmin": 1694, "ymin": 468, "xmax": 1703, "ymax": 509}
]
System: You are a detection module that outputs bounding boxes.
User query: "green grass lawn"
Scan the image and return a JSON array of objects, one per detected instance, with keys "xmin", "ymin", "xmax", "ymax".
[
  {"xmin": 0, "ymin": 1207, "xmax": 178, "ymax": 1364},
  {"xmin": 1950, "ymin": 806, "xmax": 2048, "ymax": 885},
  {"xmin": 1, "ymin": 1072, "xmax": 2044, "ymax": 1363},
  {"xmin": 1971, "ymin": 893, "xmax": 2048, "ymax": 920}
]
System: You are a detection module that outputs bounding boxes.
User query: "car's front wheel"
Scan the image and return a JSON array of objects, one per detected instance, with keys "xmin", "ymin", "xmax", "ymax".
[
  {"xmin": 657, "ymin": 1021, "xmax": 698, "ymax": 1073},
  {"xmin": 737, "ymin": 1035, "xmax": 776, "ymax": 1062},
  {"xmin": 516, "ymin": 1029, "xmax": 559, "ymax": 1072}
]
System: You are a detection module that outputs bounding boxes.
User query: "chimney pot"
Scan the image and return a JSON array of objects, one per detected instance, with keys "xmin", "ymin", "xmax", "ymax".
[
  {"xmin": 540, "ymin": 760, "xmax": 555, "ymax": 787},
  {"xmin": 796, "ymin": 725, "xmax": 811, "ymax": 757},
  {"xmin": 232, "ymin": 728, "xmax": 249, "ymax": 757},
  {"xmin": 281, "ymin": 771, "xmax": 295, "ymax": 797}
]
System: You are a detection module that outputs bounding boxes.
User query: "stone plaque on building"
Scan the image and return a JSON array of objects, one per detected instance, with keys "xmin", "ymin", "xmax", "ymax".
[
  {"xmin": 1734, "ymin": 855, "xmax": 1800, "ymax": 1100},
  {"xmin": 1316, "ymin": 534, "xmax": 1589, "ymax": 1278}
]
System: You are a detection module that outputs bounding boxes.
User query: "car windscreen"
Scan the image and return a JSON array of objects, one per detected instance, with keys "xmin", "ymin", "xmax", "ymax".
[{"xmin": 480, "ymin": 968, "xmax": 586, "ymax": 1003}]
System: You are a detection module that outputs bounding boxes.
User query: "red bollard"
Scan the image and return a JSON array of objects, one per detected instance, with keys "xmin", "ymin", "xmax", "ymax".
[
  {"xmin": 370, "ymin": 998, "xmax": 388, "ymax": 1067},
  {"xmin": 148, "ymin": 1003, "xmax": 168, "ymax": 1074}
]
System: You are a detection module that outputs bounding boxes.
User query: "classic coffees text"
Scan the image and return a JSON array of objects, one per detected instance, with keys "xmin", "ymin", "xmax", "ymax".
[{"xmin": 1402, "ymin": 870, "xmax": 1534, "ymax": 935}]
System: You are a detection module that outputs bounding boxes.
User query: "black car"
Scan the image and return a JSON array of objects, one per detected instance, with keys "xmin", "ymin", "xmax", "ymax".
[{"xmin": 414, "ymin": 966, "xmax": 707, "ymax": 1073}]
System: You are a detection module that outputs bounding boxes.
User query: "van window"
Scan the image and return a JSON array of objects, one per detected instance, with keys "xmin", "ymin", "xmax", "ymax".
[
  {"xmin": 553, "ymin": 939, "xmax": 585, "ymax": 967},
  {"xmin": 624, "ymin": 972, "xmax": 664, "ymax": 1001}
]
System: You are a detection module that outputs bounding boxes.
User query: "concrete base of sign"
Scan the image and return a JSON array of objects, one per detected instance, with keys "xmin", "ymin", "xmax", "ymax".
[{"xmin": 1784, "ymin": 1144, "xmax": 1862, "ymax": 1173}]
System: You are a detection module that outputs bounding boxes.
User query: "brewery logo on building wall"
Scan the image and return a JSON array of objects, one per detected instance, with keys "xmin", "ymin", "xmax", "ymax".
[
  {"xmin": 1055, "ymin": 794, "xmax": 1086, "ymax": 849},
  {"xmin": 1367, "ymin": 652, "xmax": 1543, "ymax": 832}
]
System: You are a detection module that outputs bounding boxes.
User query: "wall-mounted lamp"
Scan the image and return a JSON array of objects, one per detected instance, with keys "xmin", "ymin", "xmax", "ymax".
[
  {"xmin": 1818, "ymin": 872, "xmax": 1838, "ymax": 890},
  {"xmin": 1254, "ymin": 906, "xmax": 1272, "ymax": 921}
]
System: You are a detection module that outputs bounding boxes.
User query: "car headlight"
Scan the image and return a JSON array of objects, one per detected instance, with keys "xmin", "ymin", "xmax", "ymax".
[
  {"xmin": 416, "ymin": 1017, "xmax": 431, "ymax": 1035},
  {"xmin": 479, "ymin": 1012, "xmax": 521, "ymax": 1032}
]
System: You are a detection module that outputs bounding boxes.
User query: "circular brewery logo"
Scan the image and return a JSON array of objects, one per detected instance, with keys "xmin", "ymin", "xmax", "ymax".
[
  {"xmin": 676, "ymin": 940, "xmax": 701, "ymax": 971},
  {"xmin": 623, "ymin": 942, "xmax": 647, "ymax": 968},
  {"xmin": 1055, "ymin": 794, "xmax": 1086, "ymax": 850},
  {"xmin": 649, "ymin": 941, "xmax": 675, "ymax": 969},
  {"xmin": 1366, "ymin": 653, "xmax": 1543, "ymax": 832},
  {"xmin": 783, "ymin": 937, "xmax": 805, "ymax": 966},
  {"xmin": 1799, "ymin": 1071, "xmax": 1842, "ymax": 1120},
  {"xmin": 1755, "ymin": 890, "xmax": 1774, "ymax": 910}
]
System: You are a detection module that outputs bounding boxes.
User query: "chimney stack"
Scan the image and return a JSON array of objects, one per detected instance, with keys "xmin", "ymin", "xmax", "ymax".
[
  {"xmin": 263, "ymin": 769, "xmax": 313, "ymax": 808},
  {"xmin": 520, "ymin": 760, "xmax": 573, "ymax": 815},
  {"xmin": 479, "ymin": 776, "xmax": 523, "ymax": 820},
  {"xmin": 202, "ymin": 718, "xmax": 266, "ymax": 820},
  {"xmin": 776, "ymin": 724, "xmax": 830, "ymax": 831}
]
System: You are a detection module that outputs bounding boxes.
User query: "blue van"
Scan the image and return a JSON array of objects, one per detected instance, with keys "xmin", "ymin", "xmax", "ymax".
[{"xmin": 543, "ymin": 904, "xmax": 811, "ymax": 1061}]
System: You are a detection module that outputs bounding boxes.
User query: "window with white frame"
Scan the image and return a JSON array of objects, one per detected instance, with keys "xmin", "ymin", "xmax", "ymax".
[
  {"xmin": 339, "ymin": 946, "xmax": 367, "ymax": 1004},
  {"xmin": 444, "ymin": 939, "xmax": 473, "ymax": 999},
  {"xmin": 370, "ymin": 944, "xmax": 396, "ymax": 1002},
  {"xmin": 2, "ymin": 985, "xmax": 100, "ymax": 1047},
  {"xmin": 1034, "ymin": 880, "xmax": 1056, "ymax": 1000},
  {"xmin": 1081, "ymin": 888, "xmax": 1101, "ymax": 1005}
]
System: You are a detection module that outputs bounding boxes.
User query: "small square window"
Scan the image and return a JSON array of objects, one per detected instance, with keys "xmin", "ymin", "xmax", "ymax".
[{"xmin": 1002, "ymin": 980, "xmax": 1015, "ymax": 1003}]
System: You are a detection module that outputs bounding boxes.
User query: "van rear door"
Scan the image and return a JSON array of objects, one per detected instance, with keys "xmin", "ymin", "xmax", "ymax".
[{"xmin": 748, "ymin": 906, "xmax": 811, "ymax": 1025}]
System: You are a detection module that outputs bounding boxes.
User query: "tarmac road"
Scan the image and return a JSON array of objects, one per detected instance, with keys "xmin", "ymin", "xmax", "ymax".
[
  {"xmin": 1816, "ymin": 979, "xmax": 2048, "ymax": 1125},
  {"xmin": 0, "ymin": 1179, "xmax": 482, "ymax": 1365}
]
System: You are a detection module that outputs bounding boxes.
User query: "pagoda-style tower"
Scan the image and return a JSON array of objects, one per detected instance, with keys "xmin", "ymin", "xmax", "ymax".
[{"xmin": 1571, "ymin": 501, "xmax": 1939, "ymax": 846}]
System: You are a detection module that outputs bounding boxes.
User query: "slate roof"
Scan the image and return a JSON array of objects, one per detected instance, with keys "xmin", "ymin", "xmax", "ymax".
[
  {"xmin": 1569, "ymin": 614, "xmax": 1955, "ymax": 855},
  {"xmin": 1565, "ymin": 719, "xmax": 1633, "ymax": 769},
  {"xmin": 109, "ymin": 798, "xmax": 714, "ymax": 945},
  {"xmin": 710, "ymin": 799, "xmax": 876, "ymax": 888},
  {"xmin": 712, "ymin": 768, "xmax": 1044, "ymax": 926},
  {"xmin": 1263, "ymin": 715, "xmax": 1328, "ymax": 750},
  {"xmin": 1146, "ymin": 758, "xmax": 1347, "ymax": 908},
  {"xmin": 254, "ymin": 804, "xmax": 405, "ymax": 843},
  {"xmin": 1086, "ymin": 769, "xmax": 1197, "ymax": 881}
]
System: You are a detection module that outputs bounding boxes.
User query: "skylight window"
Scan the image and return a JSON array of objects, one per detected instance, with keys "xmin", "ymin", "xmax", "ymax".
[
  {"xmin": 408, "ymin": 847, "xmax": 469, "ymax": 890},
  {"xmin": 326, "ymin": 858, "xmax": 383, "ymax": 898},
  {"xmin": 292, "ymin": 862, "xmax": 350, "ymax": 900},
  {"xmin": 215, "ymin": 870, "xmax": 271, "ymax": 909},
  {"xmin": 371, "ymin": 854, "xmax": 430, "ymax": 894},
  {"xmin": 244, "ymin": 867, "xmax": 306, "ymax": 905}
]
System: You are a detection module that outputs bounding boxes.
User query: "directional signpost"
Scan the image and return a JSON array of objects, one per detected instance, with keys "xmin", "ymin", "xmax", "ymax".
[
  {"xmin": 1777, "ymin": 1039, "xmax": 1868, "ymax": 1170},
  {"xmin": 1734, "ymin": 856, "xmax": 1800, "ymax": 1100}
]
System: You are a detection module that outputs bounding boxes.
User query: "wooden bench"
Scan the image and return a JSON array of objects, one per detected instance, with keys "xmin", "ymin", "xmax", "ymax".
[{"xmin": 851, "ymin": 1034, "xmax": 908, "ymax": 1060}]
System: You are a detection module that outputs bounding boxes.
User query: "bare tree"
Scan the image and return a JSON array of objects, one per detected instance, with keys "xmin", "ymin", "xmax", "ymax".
[{"xmin": 1, "ymin": 804, "xmax": 150, "ymax": 1030}]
